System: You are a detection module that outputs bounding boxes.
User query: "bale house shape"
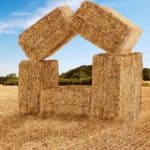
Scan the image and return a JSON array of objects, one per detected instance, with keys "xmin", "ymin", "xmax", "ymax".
[{"xmin": 19, "ymin": 1, "xmax": 143, "ymax": 121}]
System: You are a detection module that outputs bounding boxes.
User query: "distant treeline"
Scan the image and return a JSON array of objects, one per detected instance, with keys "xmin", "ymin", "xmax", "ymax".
[
  {"xmin": 0, "ymin": 67, "xmax": 150, "ymax": 86},
  {"xmin": 59, "ymin": 65, "xmax": 92, "ymax": 85},
  {"xmin": 59, "ymin": 66, "xmax": 150, "ymax": 85},
  {"xmin": 0, "ymin": 74, "xmax": 18, "ymax": 85},
  {"xmin": 143, "ymin": 68, "xmax": 150, "ymax": 81}
]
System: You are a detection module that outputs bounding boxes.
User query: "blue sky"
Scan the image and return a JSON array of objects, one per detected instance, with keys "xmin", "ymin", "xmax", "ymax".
[{"xmin": 0, "ymin": 0, "xmax": 150, "ymax": 76}]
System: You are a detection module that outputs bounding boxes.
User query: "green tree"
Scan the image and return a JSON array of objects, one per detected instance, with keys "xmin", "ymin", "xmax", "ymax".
[{"xmin": 143, "ymin": 68, "xmax": 150, "ymax": 80}]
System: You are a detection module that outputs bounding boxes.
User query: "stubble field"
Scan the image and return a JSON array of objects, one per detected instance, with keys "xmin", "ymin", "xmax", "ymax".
[{"xmin": 0, "ymin": 84, "xmax": 150, "ymax": 149}]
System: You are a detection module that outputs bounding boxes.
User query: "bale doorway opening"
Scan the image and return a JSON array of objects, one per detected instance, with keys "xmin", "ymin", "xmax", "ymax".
[{"xmin": 48, "ymin": 35, "xmax": 104, "ymax": 86}]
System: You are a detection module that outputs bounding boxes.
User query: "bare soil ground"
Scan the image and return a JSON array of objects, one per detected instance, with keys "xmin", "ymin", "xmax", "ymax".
[{"xmin": 0, "ymin": 85, "xmax": 150, "ymax": 149}]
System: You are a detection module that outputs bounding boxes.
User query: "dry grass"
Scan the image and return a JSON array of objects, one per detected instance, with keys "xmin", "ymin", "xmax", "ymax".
[
  {"xmin": 0, "ymin": 85, "xmax": 18, "ymax": 120},
  {"xmin": 0, "ymin": 85, "xmax": 150, "ymax": 149}
]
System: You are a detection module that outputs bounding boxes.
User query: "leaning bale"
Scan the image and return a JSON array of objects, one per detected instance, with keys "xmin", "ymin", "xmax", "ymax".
[
  {"xmin": 19, "ymin": 6, "xmax": 76, "ymax": 61},
  {"xmin": 40, "ymin": 86, "xmax": 92, "ymax": 117},
  {"xmin": 92, "ymin": 53, "xmax": 143, "ymax": 121},
  {"xmin": 18, "ymin": 60, "xmax": 58, "ymax": 115},
  {"xmin": 72, "ymin": 1, "xmax": 142, "ymax": 53}
]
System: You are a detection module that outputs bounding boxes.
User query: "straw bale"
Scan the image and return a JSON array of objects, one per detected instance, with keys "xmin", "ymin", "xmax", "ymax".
[
  {"xmin": 92, "ymin": 53, "xmax": 142, "ymax": 121},
  {"xmin": 19, "ymin": 6, "xmax": 76, "ymax": 61},
  {"xmin": 71, "ymin": 1, "xmax": 142, "ymax": 53},
  {"xmin": 18, "ymin": 60, "xmax": 58, "ymax": 115},
  {"xmin": 40, "ymin": 86, "xmax": 91, "ymax": 117},
  {"xmin": 18, "ymin": 61, "xmax": 29, "ymax": 115}
]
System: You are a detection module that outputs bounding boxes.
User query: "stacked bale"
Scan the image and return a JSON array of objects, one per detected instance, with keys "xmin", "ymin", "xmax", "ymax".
[
  {"xmin": 18, "ymin": 1, "xmax": 143, "ymax": 121},
  {"xmin": 18, "ymin": 5, "xmax": 75, "ymax": 116},
  {"xmin": 19, "ymin": 60, "xmax": 58, "ymax": 115},
  {"xmin": 19, "ymin": 6, "xmax": 76, "ymax": 61},
  {"xmin": 70, "ymin": 1, "xmax": 143, "ymax": 121},
  {"xmin": 92, "ymin": 53, "xmax": 142, "ymax": 121},
  {"xmin": 71, "ymin": 1, "xmax": 142, "ymax": 53},
  {"xmin": 40, "ymin": 86, "xmax": 92, "ymax": 117}
]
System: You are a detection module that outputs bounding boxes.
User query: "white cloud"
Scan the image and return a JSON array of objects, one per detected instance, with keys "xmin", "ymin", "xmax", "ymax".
[
  {"xmin": 0, "ymin": 0, "xmax": 86, "ymax": 35},
  {"xmin": 0, "ymin": 19, "xmax": 26, "ymax": 35}
]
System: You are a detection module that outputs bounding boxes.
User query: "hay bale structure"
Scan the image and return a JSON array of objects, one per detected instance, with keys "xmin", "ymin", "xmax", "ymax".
[{"xmin": 18, "ymin": 1, "xmax": 143, "ymax": 121}]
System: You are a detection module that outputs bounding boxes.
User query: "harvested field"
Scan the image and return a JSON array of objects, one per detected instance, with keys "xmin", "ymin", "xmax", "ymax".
[
  {"xmin": 0, "ymin": 86, "xmax": 18, "ymax": 120},
  {"xmin": 0, "ymin": 85, "xmax": 150, "ymax": 149}
]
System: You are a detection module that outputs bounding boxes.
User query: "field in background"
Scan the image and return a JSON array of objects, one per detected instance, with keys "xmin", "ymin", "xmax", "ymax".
[
  {"xmin": 0, "ymin": 84, "xmax": 150, "ymax": 149},
  {"xmin": 0, "ymin": 85, "xmax": 18, "ymax": 119}
]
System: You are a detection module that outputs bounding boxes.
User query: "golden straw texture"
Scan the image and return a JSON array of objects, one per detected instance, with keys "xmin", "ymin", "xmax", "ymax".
[
  {"xmin": 40, "ymin": 86, "xmax": 91, "ymax": 117},
  {"xmin": 19, "ymin": 6, "xmax": 76, "ymax": 61},
  {"xmin": 72, "ymin": 1, "xmax": 142, "ymax": 53},
  {"xmin": 92, "ymin": 53, "xmax": 143, "ymax": 121},
  {"xmin": 18, "ymin": 60, "xmax": 59, "ymax": 115}
]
